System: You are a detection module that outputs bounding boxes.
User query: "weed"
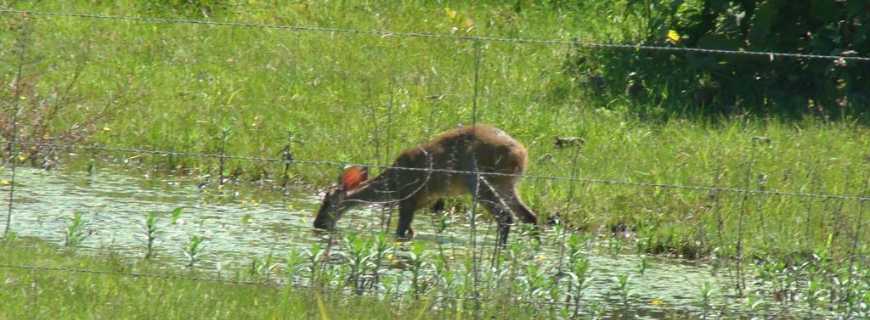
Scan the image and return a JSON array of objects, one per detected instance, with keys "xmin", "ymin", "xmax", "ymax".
[
  {"xmin": 407, "ymin": 242, "xmax": 430, "ymax": 298},
  {"xmin": 286, "ymin": 248, "xmax": 305, "ymax": 285},
  {"xmin": 183, "ymin": 235, "xmax": 206, "ymax": 268},
  {"xmin": 142, "ymin": 211, "xmax": 160, "ymax": 259},
  {"xmin": 170, "ymin": 207, "xmax": 183, "ymax": 225},
  {"xmin": 698, "ymin": 281, "xmax": 714, "ymax": 319},
  {"xmin": 615, "ymin": 273, "xmax": 632, "ymax": 308},
  {"xmin": 63, "ymin": 211, "xmax": 90, "ymax": 248}
]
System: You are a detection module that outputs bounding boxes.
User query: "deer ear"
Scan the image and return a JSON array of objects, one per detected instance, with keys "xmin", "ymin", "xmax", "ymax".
[{"xmin": 339, "ymin": 166, "xmax": 368, "ymax": 190}]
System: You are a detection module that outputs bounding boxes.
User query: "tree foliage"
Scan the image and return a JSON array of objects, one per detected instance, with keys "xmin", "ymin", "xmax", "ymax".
[{"xmin": 563, "ymin": 0, "xmax": 870, "ymax": 120}]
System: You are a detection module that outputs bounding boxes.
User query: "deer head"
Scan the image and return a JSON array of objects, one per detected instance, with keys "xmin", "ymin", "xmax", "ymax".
[{"xmin": 312, "ymin": 165, "xmax": 368, "ymax": 230}]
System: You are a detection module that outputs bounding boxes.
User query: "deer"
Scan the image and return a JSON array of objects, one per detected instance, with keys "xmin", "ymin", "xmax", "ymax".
[{"xmin": 312, "ymin": 124, "xmax": 538, "ymax": 245}]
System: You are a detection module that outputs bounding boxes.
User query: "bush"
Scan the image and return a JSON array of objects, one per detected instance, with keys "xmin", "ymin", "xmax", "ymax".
[{"xmin": 562, "ymin": 0, "xmax": 870, "ymax": 121}]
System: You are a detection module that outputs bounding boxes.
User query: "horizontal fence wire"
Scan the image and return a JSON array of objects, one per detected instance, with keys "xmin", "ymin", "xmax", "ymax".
[
  {"xmin": 0, "ymin": 263, "xmax": 267, "ymax": 286},
  {"xmin": 11, "ymin": 141, "xmax": 870, "ymax": 201},
  {"xmin": 0, "ymin": 262, "xmax": 576, "ymax": 309},
  {"xmin": 1, "ymin": 8, "xmax": 869, "ymax": 62}
]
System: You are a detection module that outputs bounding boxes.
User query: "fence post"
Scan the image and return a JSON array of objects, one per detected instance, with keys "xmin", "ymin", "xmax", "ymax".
[{"xmin": 4, "ymin": 14, "xmax": 30, "ymax": 238}]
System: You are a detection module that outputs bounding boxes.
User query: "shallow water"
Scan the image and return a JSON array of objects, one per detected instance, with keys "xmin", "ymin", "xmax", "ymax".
[{"xmin": 1, "ymin": 167, "xmax": 802, "ymax": 318}]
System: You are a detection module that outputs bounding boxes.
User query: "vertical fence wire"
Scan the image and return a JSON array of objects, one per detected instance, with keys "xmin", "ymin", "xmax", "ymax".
[
  {"xmin": 734, "ymin": 140, "xmax": 756, "ymax": 297},
  {"xmin": 803, "ymin": 159, "xmax": 821, "ymax": 248},
  {"xmin": 381, "ymin": 75, "xmax": 396, "ymax": 233},
  {"xmin": 709, "ymin": 162, "xmax": 725, "ymax": 270},
  {"xmin": 280, "ymin": 131, "xmax": 294, "ymax": 192},
  {"xmin": 217, "ymin": 128, "xmax": 226, "ymax": 186},
  {"xmin": 3, "ymin": 100, "xmax": 19, "ymax": 239},
  {"xmin": 466, "ymin": 39, "xmax": 483, "ymax": 317},
  {"xmin": 359, "ymin": 61, "xmax": 387, "ymax": 231},
  {"xmin": 556, "ymin": 144, "xmax": 582, "ymax": 275},
  {"xmin": 844, "ymin": 171, "xmax": 868, "ymax": 310},
  {"xmin": 752, "ymin": 172, "xmax": 770, "ymax": 251},
  {"xmin": 828, "ymin": 167, "xmax": 851, "ymax": 260},
  {"xmin": 3, "ymin": 15, "xmax": 30, "ymax": 238},
  {"xmin": 384, "ymin": 77, "xmax": 395, "ymax": 175},
  {"xmin": 471, "ymin": 40, "xmax": 481, "ymax": 126}
]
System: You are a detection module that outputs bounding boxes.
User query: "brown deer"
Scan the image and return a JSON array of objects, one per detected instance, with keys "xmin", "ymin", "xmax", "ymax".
[{"xmin": 313, "ymin": 124, "xmax": 538, "ymax": 244}]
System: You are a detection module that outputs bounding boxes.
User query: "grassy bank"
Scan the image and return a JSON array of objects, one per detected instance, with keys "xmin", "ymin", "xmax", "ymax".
[
  {"xmin": 1, "ymin": 0, "xmax": 867, "ymax": 272},
  {"xmin": 2, "ymin": 230, "xmax": 866, "ymax": 319},
  {"xmin": 0, "ymin": 237, "xmax": 548, "ymax": 319}
]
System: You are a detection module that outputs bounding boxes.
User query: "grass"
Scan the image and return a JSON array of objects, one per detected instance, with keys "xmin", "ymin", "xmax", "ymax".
[
  {"xmin": 3, "ymin": 228, "xmax": 865, "ymax": 319},
  {"xmin": 0, "ymin": 0, "xmax": 868, "ymax": 315},
  {"xmin": 0, "ymin": 237, "xmax": 548, "ymax": 319}
]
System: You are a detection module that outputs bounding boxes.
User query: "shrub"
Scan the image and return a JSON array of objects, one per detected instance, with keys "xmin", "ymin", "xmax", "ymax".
[{"xmin": 562, "ymin": 0, "xmax": 870, "ymax": 121}]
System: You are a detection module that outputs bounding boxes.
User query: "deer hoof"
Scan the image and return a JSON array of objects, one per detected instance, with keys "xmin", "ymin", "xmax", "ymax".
[{"xmin": 396, "ymin": 228, "xmax": 415, "ymax": 241}]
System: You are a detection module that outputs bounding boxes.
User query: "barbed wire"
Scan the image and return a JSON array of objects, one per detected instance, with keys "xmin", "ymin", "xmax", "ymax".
[
  {"xmin": 1, "ymin": 8, "xmax": 869, "ymax": 62},
  {"xmin": 0, "ymin": 262, "xmax": 268, "ymax": 285},
  {"xmin": 11, "ymin": 141, "xmax": 870, "ymax": 201}
]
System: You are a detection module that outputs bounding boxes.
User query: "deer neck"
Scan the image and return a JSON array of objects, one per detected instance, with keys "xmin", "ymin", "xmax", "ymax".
[{"xmin": 343, "ymin": 174, "xmax": 399, "ymax": 205}]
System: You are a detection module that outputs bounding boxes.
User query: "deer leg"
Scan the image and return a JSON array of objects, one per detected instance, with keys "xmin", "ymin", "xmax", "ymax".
[
  {"xmin": 487, "ymin": 180, "xmax": 537, "ymax": 225},
  {"xmin": 468, "ymin": 176, "xmax": 515, "ymax": 246},
  {"xmin": 505, "ymin": 187, "xmax": 538, "ymax": 225},
  {"xmin": 479, "ymin": 197, "xmax": 514, "ymax": 246},
  {"xmin": 395, "ymin": 198, "xmax": 418, "ymax": 240},
  {"xmin": 498, "ymin": 185, "xmax": 540, "ymax": 241},
  {"xmin": 430, "ymin": 198, "xmax": 445, "ymax": 213}
]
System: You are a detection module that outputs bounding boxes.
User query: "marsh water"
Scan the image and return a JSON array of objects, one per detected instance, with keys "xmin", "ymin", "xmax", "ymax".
[{"xmin": 2, "ymin": 167, "xmax": 805, "ymax": 318}]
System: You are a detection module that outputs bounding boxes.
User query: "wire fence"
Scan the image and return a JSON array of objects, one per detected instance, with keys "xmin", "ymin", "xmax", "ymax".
[
  {"xmin": 2, "ymin": 8, "xmax": 870, "ymax": 62},
  {"xmin": 8, "ymin": 141, "xmax": 869, "ymax": 201},
  {"xmin": 1, "ymin": 6, "xmax": 869, "ymax": 318}
]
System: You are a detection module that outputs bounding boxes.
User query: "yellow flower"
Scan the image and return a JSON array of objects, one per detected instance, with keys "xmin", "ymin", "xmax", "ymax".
[
  {"xmin": 666, "ymin": 30, "xmax": 680, "ymax": 44},
  {"xmin": 445, "ymin": 8, "xmax": 457, "ymax": 19},
  {"xmin": 463, "ymin": 18, "xmax": 475, "ymax": 31},
  {"xmin": 386, "ymin": 253, "xmax": 403, "ymax": 267},
  {"xmin": 650, "ymin": 298, "xmax": 665, "ymax": 306}
]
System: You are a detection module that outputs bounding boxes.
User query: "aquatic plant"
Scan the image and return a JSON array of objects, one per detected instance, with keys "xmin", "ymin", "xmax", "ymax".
[
  {"xmin": 142, "ymin": 211, "xmax": 160, "ymax": 259},
  {"xmin": 698, "ymin": 281, "xmax": 714, "ymax": 319},
  {"xmin": 285, "ymin": 247, "xmax": 306, "ymax": 285},
  {"xmin": 63, "ymin": 212, "xmax": 90, "ymax": 248},
  {"xmin": 183, "ymin": 235, "xmax": 206, "ymax": 268}
]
